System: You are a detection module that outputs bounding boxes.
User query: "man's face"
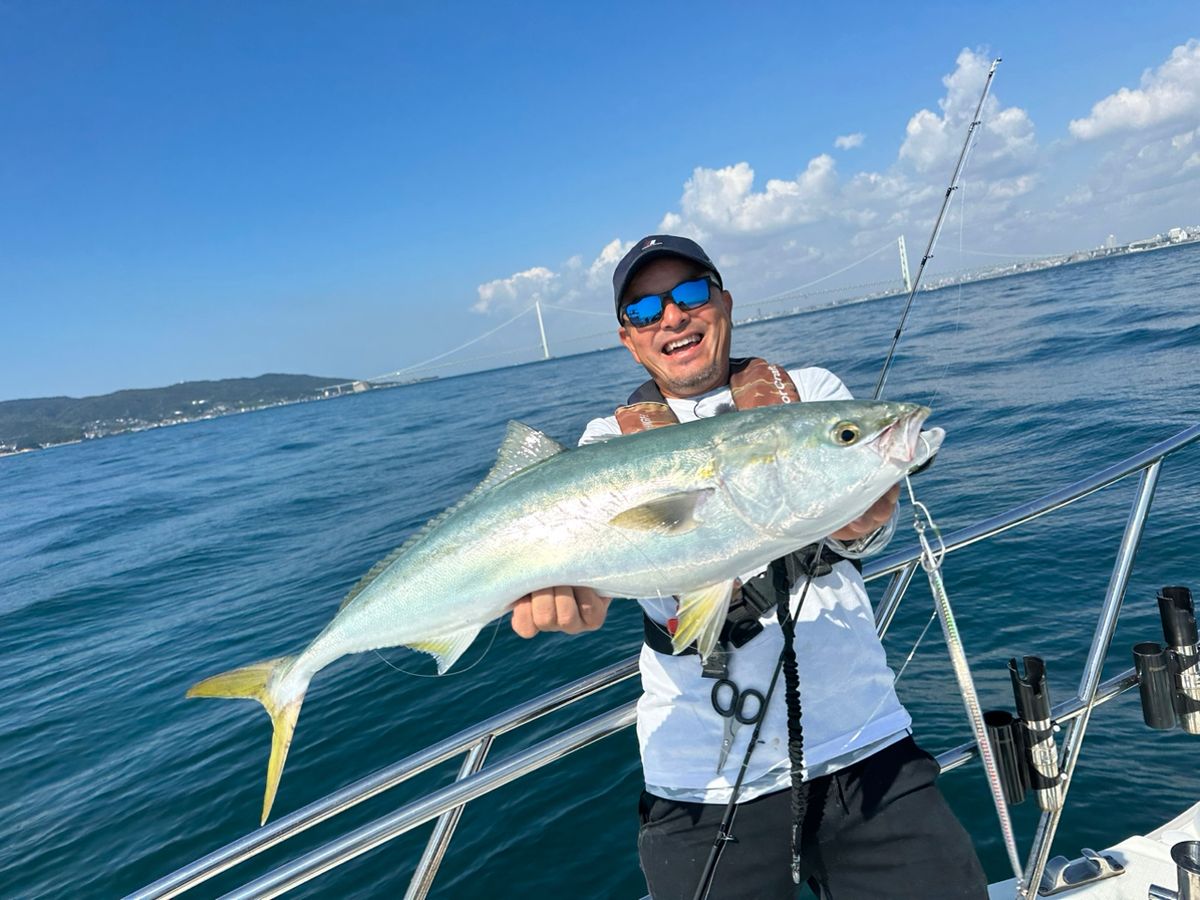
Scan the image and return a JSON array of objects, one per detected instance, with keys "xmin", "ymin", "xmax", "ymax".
[{"xmin": 618, "ymin": 256, "xmax": 733, "ymax": 399}]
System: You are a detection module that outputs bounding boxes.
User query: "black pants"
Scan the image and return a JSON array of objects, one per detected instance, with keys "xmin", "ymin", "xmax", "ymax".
[{"xmin": 637, "ymin": 738, "xmax": 987, "ymax": 900}]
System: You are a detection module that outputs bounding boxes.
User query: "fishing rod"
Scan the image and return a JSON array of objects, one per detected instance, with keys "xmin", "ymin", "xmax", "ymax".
[
  {"xmin": 691, "ymin": 57, "xmax": 1006, "ymax": 900},
  {"xmin": 873, "ymin": 58, "xmax": 1001, "ymax": 403}
]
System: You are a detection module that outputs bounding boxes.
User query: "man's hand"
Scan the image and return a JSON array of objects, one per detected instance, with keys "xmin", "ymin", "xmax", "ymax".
[
  {"xmin": 510, "ymin": 586, "xmax": 612, "ymax": 638},
  {"xmin": 830, "ymin": 484, "xmax": 900, "ymax": 541}
]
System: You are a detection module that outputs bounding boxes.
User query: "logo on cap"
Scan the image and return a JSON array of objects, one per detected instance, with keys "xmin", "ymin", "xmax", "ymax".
[{"xmin": 641, "ymin": 239, "xmax": 661, "ymax": 250}]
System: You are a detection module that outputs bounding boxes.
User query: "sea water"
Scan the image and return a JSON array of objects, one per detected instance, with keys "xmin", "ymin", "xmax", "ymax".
[{"xmin": 1, "ymin": 243, "xmax": 1197, "ymax": 899}]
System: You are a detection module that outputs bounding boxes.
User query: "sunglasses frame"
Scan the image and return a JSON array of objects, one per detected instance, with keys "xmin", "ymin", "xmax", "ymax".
[{"xmin": 620, "ymin": 274, "xmax": 721, "ymax": 328}]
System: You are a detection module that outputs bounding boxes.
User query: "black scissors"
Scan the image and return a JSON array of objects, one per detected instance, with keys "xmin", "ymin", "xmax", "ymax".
[{"xmin": 711, "ymin": 678, "xmax": 766, "ymax": 772}]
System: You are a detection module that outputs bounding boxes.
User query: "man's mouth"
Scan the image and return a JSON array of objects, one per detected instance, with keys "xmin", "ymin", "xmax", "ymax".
[{"xmin": 662, "ymin": 334, "xmax": 702, "ymax": 356}]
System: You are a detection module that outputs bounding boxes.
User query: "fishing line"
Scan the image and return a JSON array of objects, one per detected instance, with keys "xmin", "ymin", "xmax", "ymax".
[
  {"xmin": 693, "ymin": 57, "xmax": 1007, "ymax": 899},
  {"xmin": 373, "ymin": 617, "xmax": 503, "ymax": 678}
]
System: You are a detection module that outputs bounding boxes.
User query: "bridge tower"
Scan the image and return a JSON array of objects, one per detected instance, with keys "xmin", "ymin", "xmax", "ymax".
[{"xmin": 898, "ymin": 235, "xmax": 912, "ymax": 293}]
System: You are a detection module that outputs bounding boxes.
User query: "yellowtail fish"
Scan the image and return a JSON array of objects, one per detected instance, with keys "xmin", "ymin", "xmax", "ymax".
[{"xmin": 189, "ymin": 400, "xmax": 942, "ymax": 823}]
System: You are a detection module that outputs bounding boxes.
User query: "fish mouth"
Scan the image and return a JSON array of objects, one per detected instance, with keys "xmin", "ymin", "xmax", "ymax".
[{"xmin": 874, "ymin": 407, "xmax": 943, "ymax": 469}]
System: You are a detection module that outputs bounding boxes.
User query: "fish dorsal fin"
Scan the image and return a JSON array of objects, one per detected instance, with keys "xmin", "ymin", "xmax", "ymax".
[
  {"xmin": 337, "ymin": 422, "xmax": 565, "ymax": 613},
  {"xmin": 338, "ymin": 545, "xmax": 408, "ymax": 611},
  {"xmin": 480, "ymin": 421, "xmax": 566, "ymax": 491}
]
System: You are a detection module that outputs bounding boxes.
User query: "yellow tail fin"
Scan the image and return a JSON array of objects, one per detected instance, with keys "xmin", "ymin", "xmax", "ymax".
[{"xmin": 187, "ymin": 655, "xmax": 304, "ymax": 825}]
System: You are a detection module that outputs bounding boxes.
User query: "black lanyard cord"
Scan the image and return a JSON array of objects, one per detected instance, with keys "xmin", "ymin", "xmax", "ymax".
[{"xmin": 690, "ymin": 558, "xmax": 819, "ymax": 900}]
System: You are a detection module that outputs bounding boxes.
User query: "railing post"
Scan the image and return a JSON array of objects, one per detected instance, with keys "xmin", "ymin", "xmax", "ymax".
[
  {"xmin": 1016, "ymin": 461, "xmax": 1163, "ymax": 898},
  {"xmin": 875, "ymin": 559, "xmax": 919, "ymax": 638},
  {"xmin": 403, "ymin": 735, "xmax": 494, "ymax": 900}
]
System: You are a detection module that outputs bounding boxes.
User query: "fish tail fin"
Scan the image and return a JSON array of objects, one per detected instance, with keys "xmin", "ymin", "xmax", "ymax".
[{"xmin": 187, "ymin": 655, "xmax": 306, "ymax": 825}]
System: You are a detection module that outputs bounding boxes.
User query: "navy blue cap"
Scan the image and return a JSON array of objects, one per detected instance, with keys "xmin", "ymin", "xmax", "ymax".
[{"xmin": 612, "ymin": 234, "xmax": 722, "ymax": 321}]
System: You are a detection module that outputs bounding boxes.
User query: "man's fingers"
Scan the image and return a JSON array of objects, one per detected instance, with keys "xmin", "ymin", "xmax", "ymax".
[
  {"xmin": 530, "ymin": 587, "xmax": 563, "ymax": 630},
  {"xmin": 831, "ymin": 484, "xmax": 901, "ymax": 540},
  {"xmin": 511, "ymin": 595, "xmax": 536, "ymax": 638},
  {"xmin": 555, "ymin": 587, "xmax": 584, "ymax": 633},
  {"xmin": 576, "ymin": 587, "xmax": 612, "ymax": 630},
  {"xmin": 510, "ymin": 586, "xmax": 611, "ymax": 637}
]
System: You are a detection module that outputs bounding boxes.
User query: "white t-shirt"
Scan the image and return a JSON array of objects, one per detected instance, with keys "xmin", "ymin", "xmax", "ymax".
[{"xmin": 579, "ymin": 366, "xmax": 911, "ymax": 803}]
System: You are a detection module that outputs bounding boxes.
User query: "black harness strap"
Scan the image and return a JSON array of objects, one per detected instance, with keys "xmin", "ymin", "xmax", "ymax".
[{"xmin": 640, "ymin": 545, "xmax": 860, "ymax": 656}]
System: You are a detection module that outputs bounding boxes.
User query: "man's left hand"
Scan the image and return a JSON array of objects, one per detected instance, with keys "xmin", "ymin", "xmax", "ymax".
[{"xmin": 830, "ymin": 484, "xmax": 900, "ymax": 541}]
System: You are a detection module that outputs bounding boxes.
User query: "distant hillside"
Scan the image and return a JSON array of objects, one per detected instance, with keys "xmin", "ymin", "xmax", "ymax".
[{"xmin": 0, "ymin": 373, "xmax": 354, "ymax": 453}]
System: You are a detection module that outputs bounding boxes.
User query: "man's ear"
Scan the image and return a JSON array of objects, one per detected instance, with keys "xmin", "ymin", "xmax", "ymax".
[
  {"xmin": 618, "ymin": 327, "xmax": 643, "ymax": 365},
  {"xmin": 719, "ymin": 289, "xmax": 733, "ymax": 315}
]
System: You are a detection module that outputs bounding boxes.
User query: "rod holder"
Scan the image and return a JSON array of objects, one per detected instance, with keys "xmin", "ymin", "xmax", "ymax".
[
  {"xmin": 1134, "ymin": 642, "xmax": 1179, "ymax": 730},
  {"xmin": 983, "ymin": 710, "xmax": 1027, "ymax": 806},
  {"xmin": 1158, "ymin": 586, "xmax": 1200, "ymax": 735},
  {"xmin": 1174, "ymin": 841, "xmax": 1200, "ymax": 900},
  {"xmin": 1009, "ymin": 655, "xmax": 1064, "ymax": 812},
  {"xmin": 1149, "ymin": 841, "xmax": 1200, "ymax": 900}
]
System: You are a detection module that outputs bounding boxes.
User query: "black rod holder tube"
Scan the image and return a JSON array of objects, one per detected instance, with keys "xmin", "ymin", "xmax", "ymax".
[
  {"xmin": 983, "ymin": 710, "xmax": 1026, "ymax": 806},
  {"xmin": 1135, "ymin": 642, "xmax": 1179, "ymax": 730},
  {"xmin": 1009, "ymin": 656, "xmax": 1064, "ymax": 812},
  {"xmin": 1159, "ymin": 586, "xmax": 1200, "ymax": 735}
]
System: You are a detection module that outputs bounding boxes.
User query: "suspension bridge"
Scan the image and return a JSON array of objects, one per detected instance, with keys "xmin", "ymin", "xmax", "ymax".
[{"xmin": 317, "ymin": 239, "xmax": 1065, "ymax": 396}]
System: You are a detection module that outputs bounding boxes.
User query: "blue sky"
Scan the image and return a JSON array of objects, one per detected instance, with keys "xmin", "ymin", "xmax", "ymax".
[{"xmin": 2, "ymin": 2, "xmax": 1197, "ymax": 400}]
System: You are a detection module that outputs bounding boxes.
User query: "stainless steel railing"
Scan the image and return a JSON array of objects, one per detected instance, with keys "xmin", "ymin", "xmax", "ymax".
[{"xmin": 131, "ymin": 421, "xmax": 1200, "ymax": 900}]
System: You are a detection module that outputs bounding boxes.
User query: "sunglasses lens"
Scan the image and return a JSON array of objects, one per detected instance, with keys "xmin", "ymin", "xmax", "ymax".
[
  {"xmin": 623, "ymin": 295, "xmax": 665, "ymax": 327},
  {"xmin": 672, "ymin": 278, "xmax": 712, "ymax": 309},
  {"xmin": 622, "ymin": 277, "xmax": 713, "ymax": 326}
]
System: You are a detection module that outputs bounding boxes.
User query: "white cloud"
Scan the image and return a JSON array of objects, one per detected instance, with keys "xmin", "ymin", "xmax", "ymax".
[
  {"xmin": 834, "ymin": 132, "xmax": 865, "ymax": 150},
  {"xmin": 473, "ymin": 266, "xmax": 556, "ymax": 314},
  {"xmin": 1070, "ymin": 40, "xmax": 1200, "ymax": 140},
  {"xmin": 663, "ymin": 156, "xmax": 841, "ymax": 237},
  {"xmin": 470, "ymin": 240, "xmax": 634, "ymax": 317},
  {"xmin": 899, "ymin": 49, "xmax": 1036, "ymax": 176},
  {"xmin": 475, "ymin": 44, "xmax": 1195, "ymax": 328},
  {"xmin": 477, "ymin": 50, "xmax": 1045, "ymax": 314}
]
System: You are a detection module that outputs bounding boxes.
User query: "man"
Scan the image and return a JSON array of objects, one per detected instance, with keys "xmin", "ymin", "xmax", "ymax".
[{"xmin": 511, "ymin": 235, "xmax": 985, "ymax": 899}]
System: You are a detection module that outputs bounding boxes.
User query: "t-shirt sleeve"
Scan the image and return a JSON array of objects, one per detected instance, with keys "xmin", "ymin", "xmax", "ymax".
[
  {"xmin": 792, "ymin": 366, "xmax": 855, "ymax": 402},
  {"xmin": 579, "ymin": 415, "xmax": 621, "ymax": 447}
]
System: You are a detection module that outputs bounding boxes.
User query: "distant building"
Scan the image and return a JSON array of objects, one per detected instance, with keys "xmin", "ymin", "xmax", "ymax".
[
  {"xmin": 351, "ymin": 381, "xmax": 370, "ymax": 393},
  {"xmin": 1105, "ymin": 234, "xmax": 1117, "ymax": 249},
  {"xmin": 1167, "ymin": 227, "xmax": 1187, "ymax": 243}
]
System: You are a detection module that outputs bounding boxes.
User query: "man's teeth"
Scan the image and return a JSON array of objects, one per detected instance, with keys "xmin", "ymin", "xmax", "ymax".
[{"xmin": 664, "ymin": 335, "xmax": 701, "ymax": 354}]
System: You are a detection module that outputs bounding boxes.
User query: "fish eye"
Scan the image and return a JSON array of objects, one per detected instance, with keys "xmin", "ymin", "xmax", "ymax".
[{"xmin": 832, "ymin": 422, "xmax": 861, "ymax": 445}]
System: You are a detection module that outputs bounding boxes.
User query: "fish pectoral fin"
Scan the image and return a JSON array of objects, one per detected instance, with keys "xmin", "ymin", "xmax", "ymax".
[
  {"xmin": 187, "ymin": 654, "xmax": 306, "ymax": 825},
  {"xmin": 609, "ymin": 490, "xmax": 713, "ymax": 534},
  {"xmin": 672, "ymin": 580, "xmax": 736, "ymax": 661},
  {"xmin": 406, "ymin": 624, "xmax": 484, "ymax": 675}
]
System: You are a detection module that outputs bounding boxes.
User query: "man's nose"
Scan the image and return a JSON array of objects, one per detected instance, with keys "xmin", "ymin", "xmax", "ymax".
[{"xmin": 659, "ymin": 298, "xmax": 688, "ymax": 329}]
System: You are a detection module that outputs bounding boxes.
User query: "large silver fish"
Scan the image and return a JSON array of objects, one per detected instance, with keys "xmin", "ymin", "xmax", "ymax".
[{"xmin": 189, "ymin": 400, "xmax": 942, "ymax": 822}]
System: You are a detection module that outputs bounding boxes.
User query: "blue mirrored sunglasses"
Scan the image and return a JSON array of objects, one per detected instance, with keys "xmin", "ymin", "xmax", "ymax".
[{"xmin": 621, "ymin": 275, "xmax": 718, "ymax": 327}]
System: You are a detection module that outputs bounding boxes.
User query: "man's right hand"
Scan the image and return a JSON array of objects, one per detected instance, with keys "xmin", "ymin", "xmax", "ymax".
[{"xmin": 510, "ymin": 586, "xmax": 612, "ymax": 638}]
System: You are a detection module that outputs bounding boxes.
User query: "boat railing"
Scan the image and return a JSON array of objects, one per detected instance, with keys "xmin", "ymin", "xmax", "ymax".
[{"xmin": 129, "ymin": 422, "xmax": 1200, "ymax": 900}]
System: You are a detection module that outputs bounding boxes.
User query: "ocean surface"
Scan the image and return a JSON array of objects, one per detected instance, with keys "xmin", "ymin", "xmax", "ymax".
[{"xmin": 2, "ymin": 243, "xmax": 1198, "ymax": 900}]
